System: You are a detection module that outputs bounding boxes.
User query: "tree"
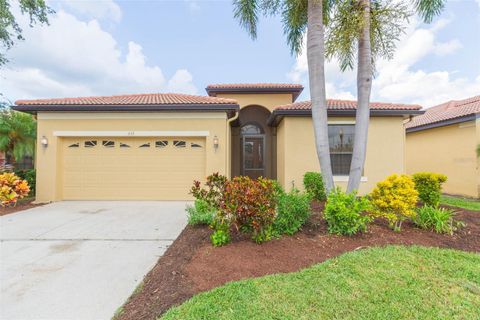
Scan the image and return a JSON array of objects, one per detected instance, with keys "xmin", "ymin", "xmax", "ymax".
[
  {"xmin": 0, "ymin": 107, "xmax": 36, "ymax": 168},
  {"xmin": 233, "ymin": 0, "xmax": 336, "ymax": 192},
  {"xmin": 0, "ymin": 0, "xmax": 52, "ymax": 67},
  {"xmin": 326, "ymin": 0, "xmax": 445, "ymax": 193}
]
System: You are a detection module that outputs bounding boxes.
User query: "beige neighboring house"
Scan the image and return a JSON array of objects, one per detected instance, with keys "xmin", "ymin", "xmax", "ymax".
[
  {"xmin": 405, "ymin": 95, "xmax": 480, "ymax": 198},
  {"xmin": 13, "ymin": 83, "xmax": 422, "ymax": 202}
]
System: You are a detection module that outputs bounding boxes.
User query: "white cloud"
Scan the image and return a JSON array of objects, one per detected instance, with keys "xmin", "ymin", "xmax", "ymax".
[
  {"xmin": 287, "ymin": 18, "xmax": 479, "ymax": 108},
  {"xmin": 0, "ymin": 9, "xmax": 197, "ymax": 101},
  {"xmin": 62, "ymin": 0, "xmax": 122, "ymax": 22}
]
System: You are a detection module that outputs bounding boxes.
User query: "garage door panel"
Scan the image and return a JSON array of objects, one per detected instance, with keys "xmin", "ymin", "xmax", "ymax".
[{"xmin": 62, "ymin": 137, "xmax": 206, "ymax": 200}]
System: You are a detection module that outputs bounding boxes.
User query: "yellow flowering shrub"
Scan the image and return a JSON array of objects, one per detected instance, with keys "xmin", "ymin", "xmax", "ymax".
[
  {"xmin": 370, "ymin": 174, "xmax": 418, "ymax": 231},
  {"xmin": 0, "ymin": 172, "xmax": 30, "ymax": 207}
]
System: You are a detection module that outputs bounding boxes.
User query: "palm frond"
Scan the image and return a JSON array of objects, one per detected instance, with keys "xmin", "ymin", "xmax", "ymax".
[
  {"xmin": 233, "ymin": 0, "xmax": 260, "ymax": 39},
  {"xmin": 413, "ymin": 0, "xmax": 445, "ymax": 23},
  {"xmin": 282, "ymin": 0, "xmax": 308, "ymax": 55}
]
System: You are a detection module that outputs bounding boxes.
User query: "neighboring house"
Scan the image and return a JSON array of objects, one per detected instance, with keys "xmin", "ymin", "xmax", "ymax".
[
  {"xmin": 13, "ymin": 83, "xmax": 422, "ymax": 202},
  {"xmin": 405, "ymin": 95, "xmax": 480, "ymax": 199}
]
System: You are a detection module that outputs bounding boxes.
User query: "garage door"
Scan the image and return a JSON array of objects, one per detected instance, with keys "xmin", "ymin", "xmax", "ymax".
[{"xmin": 62, "ymin": 137, "xmax": 206, "ymax": 200}]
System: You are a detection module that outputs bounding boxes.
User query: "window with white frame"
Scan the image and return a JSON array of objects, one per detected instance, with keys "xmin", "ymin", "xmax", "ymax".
[{"xmin": 328, "ymin": 125, "xmax": 354, "ymax": 175}]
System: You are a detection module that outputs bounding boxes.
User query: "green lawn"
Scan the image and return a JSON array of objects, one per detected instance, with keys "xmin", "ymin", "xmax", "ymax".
[
  {"xmin": 441, "ymin": 195, "xmax": 480, "ymax": 211},
  {"xmin": 161, "ymin": 246, "xmax": 480, "ymax": 320}
]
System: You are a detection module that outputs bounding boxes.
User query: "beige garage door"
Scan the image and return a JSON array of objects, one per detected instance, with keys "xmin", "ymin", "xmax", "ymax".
[{"xmin": 62, "ymin": 137, "xmax": 206, "ymax": 200}]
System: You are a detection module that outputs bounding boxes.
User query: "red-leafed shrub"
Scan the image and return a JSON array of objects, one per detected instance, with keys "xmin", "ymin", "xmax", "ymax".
[
  {"xmin": 220, "ymin": 176, "xmax": 278, "ymax": 243},
  {"xmin": 190, "ymin": 172, "xmax": 227, "ymax": 209}
]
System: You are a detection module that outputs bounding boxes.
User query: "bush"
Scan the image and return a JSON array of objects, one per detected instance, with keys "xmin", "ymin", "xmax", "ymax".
[
  {"xmin": 221, "ymin": 176, "xmax": 278, "ymax": 243},
  {"xmin": 303, "ymin": 172, "xmax": 326, "ymax": 201},
  {"xmin": 273, "ymin": 189, "xmax": 312, "ymax": 236},
  {"xmin": 0, "ymin": 172, "xmax": 30, "ymax": 207},
  {"xmin": 15, "ymin": 169, "xmax": 35, "ymax": 195},
  {"xmin": 324, "ymin": 188, "xmax": 372, "ymax": 236},
  {"xmin": 186, "ymin": 199, "xmax": 215, "ymax": 226},
  {"xmin": 210, "ymin": 218, "xmax": 231, "ymax": 247},
  {"xmin": 370, "ymin": 174, "xmax": 418, "ymax": 231},
  {"xmin": 190, "ymin": 173, "xmax": 227, "ymax": 209},
  {"xmin": 412, "ymin": 172, "xmax": 447, "ymax": 207},
  {"xmin": 413, "ymin": 206, "xmax": 464, "ymax": 235}
]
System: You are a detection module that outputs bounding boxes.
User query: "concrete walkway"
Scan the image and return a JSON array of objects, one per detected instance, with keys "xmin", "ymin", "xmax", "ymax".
[{"xmin": 0, "ymin": 201, "xmax": 188, "ymax": 320}]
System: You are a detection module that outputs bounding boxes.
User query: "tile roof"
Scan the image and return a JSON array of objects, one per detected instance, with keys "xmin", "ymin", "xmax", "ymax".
[
  {"xmin": 15, "ymin": 92, "xmax": 237, "ymax": 106},
  {"xmin": 206, "ymin": 83, "xmax": 303, "ymax": 90},
  {"xmin": 275, "ymin": 99, "xmax": 422, "ymax": 111},
  {"xmin": 405, "ymin": 95, "xmax": 480, "ymax": 129}
]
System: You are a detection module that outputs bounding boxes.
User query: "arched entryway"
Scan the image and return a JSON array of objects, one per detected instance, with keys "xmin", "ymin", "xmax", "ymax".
[{"xmin": 231, "ymin": 105, "xmax": 276, "ymax": 179}]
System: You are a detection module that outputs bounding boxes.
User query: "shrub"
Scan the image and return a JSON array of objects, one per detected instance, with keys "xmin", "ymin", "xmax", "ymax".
[
  {"xmin": 210, "ymin": 218, "xmax": 231, "ymax": 247},
  {"xmin": 412, "ymin": 172, "xmax": 447, "ymax": 207},
  {"xmin": 303, "ymin": 172, "xmax": 326, "ymax": 201},
  {"xmin": 273, "ymin": 189, "xmax": 312, "ymax": 236},
  {"xmin": 324, "ymin": 188, "xmax": 372, "ymax": 236},
  {"xmin": 414, "ymin": 206, "xmax": 464, "ymax": 235},
  {"xmin": 370, "ymin": 174, "xmax": 418, "ymax": 231},
  {"xmin": 15, "ymin": 169, "xmax": 35, "ymax": 195},
  {"xmin": 186, "ymin": 199, "xmax": 215, "ymax": 226},
  {"xmin": 0, "ymin": 172, "xmax": 30, "ymax": 207},
  {"xmin": 190, "ymin": 173, "xmax": 227, "ymax": 209},
  {"xmin": 221, "ymin": 176, "xmax": 277, "ymax": 243}
]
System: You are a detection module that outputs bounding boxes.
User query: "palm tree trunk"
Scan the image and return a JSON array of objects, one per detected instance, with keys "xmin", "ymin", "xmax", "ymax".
[
  {"xmin": 307, "ymin": 0, "xmax": 334, "ymax": 193},
  {"xmin": 347, "ymin": 0, "xmax": 372, "ymax": 193}
]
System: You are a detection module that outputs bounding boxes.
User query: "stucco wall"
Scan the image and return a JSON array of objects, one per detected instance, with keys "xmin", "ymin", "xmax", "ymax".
[
  {"xmin": 406, "ymin": 121, "xmax": 478, "ymax": 198},
  {"xmin": 35, "ymin": 112, "xmax": 229, "ymax": 202},
  {"xmin": 215, "ymin": 93, "xmax": 293, "ymax": 112},
  {"xmin": 277, "ymin": 116, "xmax": 407, "ymax": 194}
]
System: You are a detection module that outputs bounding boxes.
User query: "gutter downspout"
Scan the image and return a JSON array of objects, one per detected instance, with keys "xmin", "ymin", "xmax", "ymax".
[{"xmin": 226, "ymin": 110, "xmax": 239, "ymax": 179}]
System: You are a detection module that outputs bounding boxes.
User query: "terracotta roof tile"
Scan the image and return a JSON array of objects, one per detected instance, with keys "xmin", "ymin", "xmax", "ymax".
[
  {"xmin": 405, "ymin": 95, "xmax": 480, "ymax": 129},
  {"xmin": 275, "ymin": 99, "xmax": 422, "ymax": 111},
  {"xmin": 206, "ymin": 83, "xmax": 303, "ymax": 90},
  {"xmin": 15, "ymin": 92, "xmax": 238, "ymax": 106}
]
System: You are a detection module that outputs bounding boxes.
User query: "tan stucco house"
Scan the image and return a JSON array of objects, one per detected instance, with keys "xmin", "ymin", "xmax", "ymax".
[
  {"xmin": 13, "ymin": 83, "xmax": 422, "ymax": 202},
  {"xmin": 406, "ymin": 95, "xmax": 480, "ymax": 198}
]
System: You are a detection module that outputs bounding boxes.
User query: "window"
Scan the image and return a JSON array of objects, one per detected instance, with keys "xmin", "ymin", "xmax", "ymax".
[
  {"xmin": 241, "ymin": 123, "xmax": 263, "ymax": 135},
  {"xmin": 102, "ymin": 140, "xmax": 115, "ymax": 148},
  {"xmin": 139, "ymin": 142, "xmax": 151, "ymax": 148},
  {"xmin": 155, "ymin": 140, "xmax": 168, "ymax": 148},
  {"xmin": 68, "ymin": 143, "xmax": 79, "ymax": 148},
  {"xmin": 84, "ymin": 140, "xmax": 97, "ymax": 148},
  {"xmin": 120, "ymin": 142, "xmax": 131, "ymax": 148},
  {"xmin": 191, "ymin": 142, "xmax": 202, "ymax": 148},
  {"xmin": 173, "ymin": 140, "xmax": 186, "ymax": 148},
  {"xmin": 328, "ymin": 125, "xmax": 354, "ymax": 175}
]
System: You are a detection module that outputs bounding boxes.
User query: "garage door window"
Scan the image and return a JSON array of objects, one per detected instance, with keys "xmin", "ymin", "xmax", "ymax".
[
  {"xmin": 174, "ymin": 140, "xmax": 186, "ymax": 148},
  {"xmin": 155, "ymin": 140, "xmax": 168, "ymax": 148},
  {"xmin": 68, "ymin": 142, "xmax": 80, "ymax": 148},
  {"xmin": 139, "ymin": 142, "xmax": 150, "ymax": 148},
  {"xmin": 102, "ymin": 140, "xmax": 115, "ymax": 148},
  {"xmin": 85, "ymin": 140, "xmax": 97, "ymax": 148},
  {"xmin": 191, "ymin": 143, "xmax": 202, "ymax": 148}
]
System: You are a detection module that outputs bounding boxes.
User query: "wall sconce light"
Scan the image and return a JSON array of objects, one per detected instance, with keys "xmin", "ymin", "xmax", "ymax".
[
  {"xmin": 40, "ymin": 136, "xmax": 48, "ymax": 148},
  {"xmin": 213, "ymin": 135, "xmax": 219, "ymax": 151}
]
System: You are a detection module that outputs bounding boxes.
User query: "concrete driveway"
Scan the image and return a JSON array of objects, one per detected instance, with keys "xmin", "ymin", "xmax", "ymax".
[{"xmin": 0, "ymin": 201, "xmax": 188, "ymax": 320}]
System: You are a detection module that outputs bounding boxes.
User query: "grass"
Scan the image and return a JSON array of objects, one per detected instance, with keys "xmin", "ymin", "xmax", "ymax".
[
  {"xmin": 441, "ymin": 195, "xmax": 480, "ymax": 211},
  {"xmin": 161, "ymin": 246, "xmax": 480, "ymax": 320}
]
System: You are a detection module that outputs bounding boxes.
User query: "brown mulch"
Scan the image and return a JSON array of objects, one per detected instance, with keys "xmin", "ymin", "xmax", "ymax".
[
  {"xmin": 116, "ymin": 204, "xmax": 480, "ymax": 320},
  {"xmin": 0, "ymin": 198, "xmax": 43, "ymax": 216}
]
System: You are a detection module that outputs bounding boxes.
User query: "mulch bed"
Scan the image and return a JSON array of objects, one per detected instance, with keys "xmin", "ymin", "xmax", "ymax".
[
  {"xmin": 116, "ymin": 203, "xmax": 480, "ymax": 320},
  {"xmin": 0, "ymin": 198, "xmax": 43, "ymax": 216}
]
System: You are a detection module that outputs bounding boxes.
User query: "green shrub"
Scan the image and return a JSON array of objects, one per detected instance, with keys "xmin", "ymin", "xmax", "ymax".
[
  {"xmin": 370, "ymin": 174, "xmax": 418, "ymax": 231},
  {"xmin": 190, "ymin": 173, "xmax": 227, "ymax": 209},
  {"xmin": 186, "ymin": 199, "xmax": 215, "ymax": 226},
  {"xmin": 273, "ymin": 189, "xmax": 312, "ymax": 236},
  {"xmin": 15, "ymin": 169, "xmax": 35, "ymax": 195},
  {"xmin": 324, "ymin": 188, "xmax": 372, "ymax": 236},
  {"xmin": 221, "ymin": 176, "xmax": 277, "ymax": 243},
  {"xmin": 412, "ymin": 172, "xmax": 447, "ymax": 207},
  {"xmin": 303, "ymin": 172, "xmax": 326, "ymax": 201},
  {"xmin": 414, "ymin": 206, "xmax": 464, "ymax": 235},
  {"xmin": 210, "ymin": 218, "xmax": 231, "ymax": 247}
]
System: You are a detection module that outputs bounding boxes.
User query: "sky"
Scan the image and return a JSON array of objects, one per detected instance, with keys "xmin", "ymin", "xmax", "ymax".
[{"xmin": 1, "ymin": 0, "xmax": 479, "ymax": 108}]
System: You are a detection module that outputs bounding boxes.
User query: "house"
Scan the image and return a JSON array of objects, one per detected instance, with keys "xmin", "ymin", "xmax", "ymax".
[
  {"xmin": 13, "ymin": 83, "xmax": 422, "ymax": 202},
  {"xmin": 405, "ymin": 95, "xmax": 480, "ymax": 198}
]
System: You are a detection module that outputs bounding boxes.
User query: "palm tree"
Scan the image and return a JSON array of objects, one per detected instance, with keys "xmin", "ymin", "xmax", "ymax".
[
  {"xmin": 0, "ymin": 108, "xmax": 36, "ymax": 168},
  {"xmin": 233, "ymin": 0, "xmax": 336, "ymax": 192},
  {"xmin": 326, "ymin": 0, "xmax": 445, "ymax": 193}
]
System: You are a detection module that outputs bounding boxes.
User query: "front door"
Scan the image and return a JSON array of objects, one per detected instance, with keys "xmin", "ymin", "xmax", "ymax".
[{"xmin": 242, "ymin": 135, "xmax": 265, "ymax": 179}]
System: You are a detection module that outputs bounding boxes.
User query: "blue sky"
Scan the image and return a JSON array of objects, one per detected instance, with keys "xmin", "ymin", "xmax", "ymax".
[{"xmin": 1, "ymin": 0, "xmax": 479, "ymax": 108}]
